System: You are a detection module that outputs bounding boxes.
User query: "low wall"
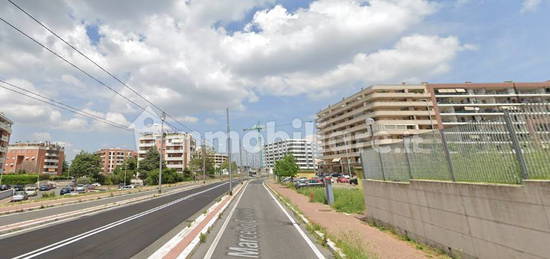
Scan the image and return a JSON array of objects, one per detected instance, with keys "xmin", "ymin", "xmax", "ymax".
[
  {"xmin": 0, "ymin": 189, "xmax": 13, "ymax": 200},
  {"xmin": 362, "ymin": 179, "xmax": 550, "ymax": 259}
]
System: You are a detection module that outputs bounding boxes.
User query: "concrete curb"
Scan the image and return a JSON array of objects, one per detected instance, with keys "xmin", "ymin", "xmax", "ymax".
[
  {"xmin": 149, "ymin": 181, "xmax": 247, "ymax": 259},
  {"xmin": 0, "ymin": 182, "xmax": 209, "ymax": 236},
  {"xmin": 264, "ymin": 183, "xmax": 346, "ymax": 258}
]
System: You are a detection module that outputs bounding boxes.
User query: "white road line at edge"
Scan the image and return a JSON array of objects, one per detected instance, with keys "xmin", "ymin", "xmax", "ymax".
[
  {"xmin": 263, "ymin": 182, "xmax": 326, "ymax": 259},
  {"xmin": 11, "ymin": 182, "xmax": 229, "ymax": 259},
  {"xmin": 203, "ymin": 181, "xmax": 249, "ymax": 259}
]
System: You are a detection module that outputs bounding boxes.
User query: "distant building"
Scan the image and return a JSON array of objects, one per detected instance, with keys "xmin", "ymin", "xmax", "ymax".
[
  {"xmin": 4, "ymin": 142, "xmax": 65, "ymax": 175},
  {"xmin": 264, "ymin": 139, "xmax": 316, "ymax": 170},
  {"xmin": 0, "ymin": 113, "xmax": 13, "ymax": 175},
  {"xmin": 138, "ymin": 132, "xmax": 196, "ymax": 172},
  {"xmin": 194, "ymin": 146, "xmax": 228, "ymax": 169},
  {"xmin": 96, "ymin": 148, "xmax": 137, "ymax": 174}
]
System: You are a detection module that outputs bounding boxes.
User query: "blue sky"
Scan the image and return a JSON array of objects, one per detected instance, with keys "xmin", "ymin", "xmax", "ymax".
[{"xmin": 1, "ymin": 0, "xmax": 550, "ymax": 160}]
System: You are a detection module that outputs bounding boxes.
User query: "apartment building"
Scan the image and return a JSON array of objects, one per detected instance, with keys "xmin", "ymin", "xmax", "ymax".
[
  {"xmin": 138, "ymin": 132, "xmax": 196, "ymax": 172},
  {"xmin": 316, "ymin": 84, "xmax": 436, "ymax": 172},
  {"xmin": 96, "ymin": 148, "xmax": 137, "ymax": 174},
  {"xmin": 194, "ymin": 146, "xmax": 228, "ymax": 169},
  {"xmin": 0, "ymin": 113, "xmax": 13, "ymax": 175},
  {"xmin": 427, "ymin": 81, "xmax": 550, "ymax": 128},
  {"xmin": 3, "ymin": 142, "xmax": 65, "ymax": 175},
  {"xmin": 264, "ymin": 139, "xmax": 316, "ymax": 170}
]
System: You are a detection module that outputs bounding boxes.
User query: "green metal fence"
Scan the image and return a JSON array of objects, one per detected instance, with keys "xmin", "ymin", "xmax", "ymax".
[{"xmin": 360, "ymin": 104, "xmax": 550, "ymax": 184}]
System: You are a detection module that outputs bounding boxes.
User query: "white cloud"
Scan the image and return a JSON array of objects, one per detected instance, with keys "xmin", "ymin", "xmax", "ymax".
[
  {"xmin": 31, "ymin": 132, "xmax": 52, "ymax": 141},
  {"xmin": 521, "ymin": 0, "xmax": 542, "ymax": 13},
  {"xmin": 0, "ymin": 0, "xmax": 469, "ymax": 132}
]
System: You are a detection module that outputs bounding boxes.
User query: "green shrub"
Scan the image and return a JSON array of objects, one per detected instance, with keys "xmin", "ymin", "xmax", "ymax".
[
  {"xmin": 295, "ymin": 187, "xmax": 365, "ymax": 214},
  {"xmin": 1, "ymin": 174, "xmax": 38, "ymax": 185}
]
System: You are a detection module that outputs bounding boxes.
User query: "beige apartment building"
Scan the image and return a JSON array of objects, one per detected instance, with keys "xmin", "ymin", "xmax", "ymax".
[
  {"xmin": 138, "ymin": 132, "xmax": 196, "ymax": 172},
  {"xmin": 96, "ymin": 148, "xmax": 137, "ymax": 174},
  {"xmin": 194, "ymin": 146, "xmax": 228, "ymax": 169},
  {"xmin": 427, "ymin": 81, "xmax": 550, "ymax": 128},
  {"xmin": 317, "ymin": 81, "xmax": 550, "ymax": 173},
  {"xmin": 317, "ymin": 84, "xmax": 436, "ymax": 172},
  {"xmin": 0, "ymin": 113, "xmax": 13, "ymax": 175}
]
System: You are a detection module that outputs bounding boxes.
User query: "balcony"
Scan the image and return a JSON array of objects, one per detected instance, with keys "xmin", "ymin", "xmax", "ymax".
[
  {"xmin": 1, "ymin": 135, "xmax": 8, "ymax": 142},
  {"xmin": 0, "ymin": 146, "xmax": 7, "ymax": 153},
  {"xmin": 43, "ymin": 165, "xmax": 58, "ymax": 169},
  {"xmin": 44, "ymin": 159, "xmax": 59, "ymax": 163},
  {"xmin": 166, "ymin": 149, "xmax": 184, "ymax": 154},
  {"xmin": 0, "ymin": 121, "xmax": 11, "ymax": 133},
  {"xmin": 140, "ymin": 142, "xmax": 155, "ymax": 147},
  {"xmin": 166, "ymin": 164, "xmax": 184, "ymax": 169},
  {"xmin": 165, "ymin": 156, "xmax": 182, "ymax": 161}
]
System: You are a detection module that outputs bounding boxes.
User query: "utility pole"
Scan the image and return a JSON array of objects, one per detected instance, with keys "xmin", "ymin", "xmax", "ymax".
[
  {"xmin": 202, "ymin": 138, "xmax": 206, "ymax": 184},
  {"xmin": 226, "ymin": 108, "xmax": 232, "ymax": 195},
  {"xmin": 159, "ymin": 112, "xmax": 166, "ymax": 193},
  {"xmin": 123, "ymin": 159, "xmax": 127, "ymax": 187}
]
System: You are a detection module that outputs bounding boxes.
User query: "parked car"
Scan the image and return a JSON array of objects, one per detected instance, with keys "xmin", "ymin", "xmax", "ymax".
[
  {"xmin": 25, "ymin": 186, "xmax": 38, "ymax": 197},
  {"xmin": 39, "ymin": 184, "xmax": 52, "ymax": 191},
  {"xmin": 11, "ymin": 191, "xmax": 28, "ymax": 202},
  {"xmin": 91, "ymin": 183, "xmax": 101, "ymax": 187},
  {"xmin": 0, "ymin": 184, "xmax": 10, "ymax": 191},
  {"xmin": 13, "ymin": 185, "xmax": 24, "ymax": 192},
  {"xmin": 75, "ymin": 184, "xmax": 86, "ymax": 193},
  {"xmin": 119, "ymin": 185, "xmax": 135, "ymax": 190},
  {"xmin": 281, "ymin": 177, "xmax": 293, "ymax": 183},
  {"xmin": 60, "ymin": 187, "xmax": 72, "ymax": 195},
  {"xmin": 349, "ymin": 177, "xmax": 358, "ymax": 185},
  {"xmin": 337, "ymin": 176, "xmax": 349, "ymax": 183}
]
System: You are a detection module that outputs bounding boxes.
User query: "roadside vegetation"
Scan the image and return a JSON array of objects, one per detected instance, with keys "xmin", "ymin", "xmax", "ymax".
[{"xmin": 294, "ymin": 186, "xmax": 365, "ymax": 214}]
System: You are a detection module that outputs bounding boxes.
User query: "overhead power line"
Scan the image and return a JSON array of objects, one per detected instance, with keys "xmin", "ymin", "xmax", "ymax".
[
  {"xmin": 0, "ymin": 79, "xmax": 131, "ymax": 131},
  {"xmin": 7, "ymin": 0, "xmax": 194, "ymax": 133}
]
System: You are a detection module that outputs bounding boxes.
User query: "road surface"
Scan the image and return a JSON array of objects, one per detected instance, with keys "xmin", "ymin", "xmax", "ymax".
[
  {"xmin": 0, "ymin": 180, "xmax": 236, "ymax": 258},
  {"xmin": 0, "ymin": 181, "xmax": 208, "ymax": 227},
  {"xmin": 193, "ymin": 179, "xmax": 331, "ymax": 259}
]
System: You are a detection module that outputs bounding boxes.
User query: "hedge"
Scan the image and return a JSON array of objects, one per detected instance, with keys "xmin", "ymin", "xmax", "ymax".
[{"xmin": 1, "ymin": 174, "xmax": 38, "ymax": 185}]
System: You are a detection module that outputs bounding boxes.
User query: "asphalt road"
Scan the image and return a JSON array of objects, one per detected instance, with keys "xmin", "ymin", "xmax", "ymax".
[
  {"xmin": 0, "ymin": 180, "xmax": 237, "ymax": 258},
  {"xmin": 194, "ymin": 179, "xmax": 331, "ymax": 259},
  {"xmin": 0, "ymin": 182, "xmax": 207, "ymax": 226}
]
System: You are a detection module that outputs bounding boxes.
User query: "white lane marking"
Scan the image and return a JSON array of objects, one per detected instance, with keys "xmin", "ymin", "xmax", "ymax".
[
  {"xmin": 12, "ymin": 182, "xmax": 229, "ymax": 259},
  {"xmin": 203, "ymin": 181, "xmax": 250, "ymax": 259},
  {"xmin": 0, "ymin": 185, "xmax": 202, "ymax": 240},
  {"xmin": 263, "ymin": 182, "xmax": 326, "ymax": 259}
]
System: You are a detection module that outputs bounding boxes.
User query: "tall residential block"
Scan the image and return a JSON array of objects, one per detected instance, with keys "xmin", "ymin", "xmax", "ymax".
[
  {"xmin": 427, "ymin": 81, "xmax": 550, "ymax": 128},
  {"xmin": 4, "ymin": 142, "xmax": 65, "ymax": 175},
  {"xmin": 264, "ymin": 139, "xmax": 316, "ymax": 170},
  {"xmin": 317, "ymin": 81, "xmax": 550, "ymax": 173},
  {"xmin": 0, "ymin": 113, "xmax": 13, "ymax": 175},
  {"xmin": 96, "ymin": 148, "xmax": 137, "ymax": 174},
  {"xmin": 316, "ymin": 84, "xmax": 436, "ymax": 172},
  {"xmin": 138, "ymin": 132, "xmax": 196, "ymax": 172},
  {"xmin": 193, "ymin": 146, "xmax": 228, "ymax": 169}
]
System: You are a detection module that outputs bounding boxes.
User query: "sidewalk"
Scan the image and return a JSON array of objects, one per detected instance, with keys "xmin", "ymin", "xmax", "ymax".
[{"xmin": 268, "ymin": 182, "xmax": 432, "ymax": 259}]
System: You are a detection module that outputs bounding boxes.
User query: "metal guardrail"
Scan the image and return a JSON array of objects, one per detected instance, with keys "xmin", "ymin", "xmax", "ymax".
[{"xmin": 361, "ymin": 104, "xmax": 550, "ymax": 184}]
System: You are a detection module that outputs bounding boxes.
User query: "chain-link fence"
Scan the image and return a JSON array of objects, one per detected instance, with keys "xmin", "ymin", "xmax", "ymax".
[{"xmin": 360, "ymin": 104, "xmax": 550, "ymax": 184}]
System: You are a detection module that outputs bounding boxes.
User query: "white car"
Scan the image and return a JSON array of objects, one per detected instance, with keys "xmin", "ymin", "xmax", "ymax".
[
  {"xmin": 75, "ymin": 185, "xmax": 86, "ymax": 192},
  {"xmin": 91, "ymin": 183, "xmax": 101, "ymax": 187},
  {"xmin": 25, "ymin": 187, "xmax": 38, "ymax": 197},
  {"xmin": 12, "ymin": 191, "xmax": 28, "ymax": 202}
]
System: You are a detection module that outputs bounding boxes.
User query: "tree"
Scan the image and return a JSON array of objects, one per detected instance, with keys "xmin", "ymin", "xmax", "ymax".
[
  {"xmin": 138, "ymin": 147, "xmax": 164, "ymax": 173},
  {"xmin": 69, "ymin": 151, "xmax": 102, "ymax": 181},
  {"xmin": 220, "ymin": 160, "xmax": 238, "ymax": 174},
  {"xmin": 112, "ymin": 157, "xmax": 138, "ymax": 185},
  {"xmin": 144, "ymin": 168, "xmax": 182, "ymax": 185},
  {"xmin": 62, "ymin": 160, "xmax": 69, "ymax": 176},
  {"xmin": 189, "ymin": 152, "xmax": 215, "ymax": 177},
  {"xmin": 274, "ymin": 154, "xmax": 299, "ymax": 179}
]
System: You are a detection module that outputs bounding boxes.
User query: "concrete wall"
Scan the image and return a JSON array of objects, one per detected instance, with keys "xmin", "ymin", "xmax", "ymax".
[{"xmin": 362, "ymin": 179, "xmax": 550, "ymax": 259}]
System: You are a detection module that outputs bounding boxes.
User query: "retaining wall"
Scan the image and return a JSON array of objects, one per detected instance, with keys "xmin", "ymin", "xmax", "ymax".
[{"xmin": 362, "ymin": 179, "xmax": 550, "ymax": 259}]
